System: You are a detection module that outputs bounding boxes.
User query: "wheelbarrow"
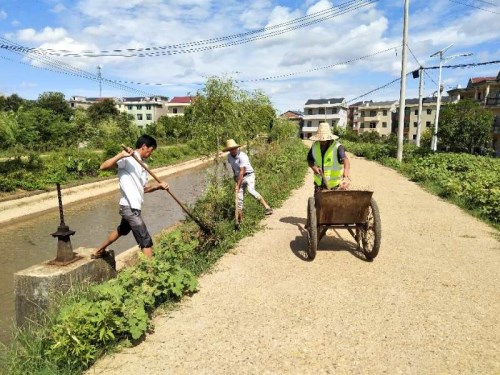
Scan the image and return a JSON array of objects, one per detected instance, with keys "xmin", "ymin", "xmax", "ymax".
[{"xmin": 306, "ymin": 190, "xmax": 381, "ymax": 260}]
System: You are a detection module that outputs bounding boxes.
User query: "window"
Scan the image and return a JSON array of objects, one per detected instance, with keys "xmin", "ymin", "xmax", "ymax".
[
  {"xmin": 361, "ymin": 111, "xmax": 365, "ymax": 117},
  {"xmin": 173, "ymin": 108, "xmax": 178, "ymax": 114},
  {"xmin": 477, "ymin": 93, "xmax": 482, "ymax": 100},
  {"xmin": 127, "ymin": 105, "xmax": 132, "ymax": 110},
  {"xmin": 331, "ymin": 108, "xmax": 337, "ymax": 114},
  {"xmin": 360, "ymin": 123, "xmax": 365, "ymax": 128},
  {"xmin": 137, "ymin": 105, "xmax": 142, "ymax": 110},
  {"xmin": 413, "ymin": 134, "xmax": 417, "ymax": 140},
  {"xmin": 137, "ymin": 114, "xmax": 143, "ymax": 120},
  {"xmin": 383, "ymin": 110, "xmax": 387, "ymax": 116},
  {"xmin": 426, "ymin": 121, "xmax": 431, "ymax": 127},
  {"xmin": 414, "ymin": 122, "xmax": 417, "ymax": 128},
  {"xmin": 382, "ymin": 122, "xmax": 387, "ymax": 128},
  {"xmin": 308, "ymin": 109, "xmax": 312, "ymax": 115},
  {"xmin": 146, "ymin": 114, "xmax": 152, "ymax": 120},
  {"xmin": 146, "ymin": 105, "xmax": 152, "ymax": 110},
  {"xmin": 307, "ymin": 121, "xmax": 312, "ymax": 126},
  {"xmin": 370, "ymin": 110, "xmax": 376, "ymax": 117},
  {"xmin": 370, "ymin": 122, "xmax": 376, "ymax": 128},
  {"xmin": 414, "ymin": 110, "xmax": 418, "ymax": 115},
  {"xmin": 319, "ymin": 108, "xmax": 325, "ymax": 114},
  {"xmin": 426, "ymin": 108, "xmax": 432, "ymax": 115}
]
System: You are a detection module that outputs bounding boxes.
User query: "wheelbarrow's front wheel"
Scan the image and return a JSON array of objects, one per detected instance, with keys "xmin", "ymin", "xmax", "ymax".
[
  {"xmin": 360, "ymin": 198, "xmax": 381, "ymax": 260},
  {"xmin": 307, "ymin": 197, "xmax": 318, "ymax": 260}
]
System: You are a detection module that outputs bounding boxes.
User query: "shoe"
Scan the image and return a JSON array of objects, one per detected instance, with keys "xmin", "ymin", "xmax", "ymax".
[{"xmin": 265, "ymin": 208, "xmax": 273, "ymax": 215}]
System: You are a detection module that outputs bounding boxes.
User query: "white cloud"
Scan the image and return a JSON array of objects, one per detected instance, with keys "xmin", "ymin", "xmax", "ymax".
[
  {"xmin": 0, "ymin": 10, "xmax": 7, "ymax": 20},
  {"xmin": 16, "ymin": 27, "xmax": 67, "ymax": 43}
]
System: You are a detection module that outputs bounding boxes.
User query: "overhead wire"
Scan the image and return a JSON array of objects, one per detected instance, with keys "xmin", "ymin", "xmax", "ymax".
[
  {"xmin": 447, "ymin": 0, "xmax": 500, "ymax": 14},
  {"xmin": 347, "ymin": 60, "xmax": 500, "ymax": 103},
  {"xmin": 0, "ymin": 0, "xmax": 377, "ymax": 58}
]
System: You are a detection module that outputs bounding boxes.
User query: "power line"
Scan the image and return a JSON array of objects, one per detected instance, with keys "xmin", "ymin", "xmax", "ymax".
[
  {"xmin": 346, "ymin": 59, "xmax": 500, "ymax": 103},
  {"xmin": 448, "ymin": 0, "xmax": 500, "ymax": 14},
  {"xmin": 407, "ymin": 44, "xmax": 439, "ymax": 87},
  {"xmin": 0, "ymin": 0, "xmax": 376, "ymax": 58}
]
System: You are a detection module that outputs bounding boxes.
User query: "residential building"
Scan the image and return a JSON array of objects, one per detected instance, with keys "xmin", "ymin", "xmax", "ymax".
[
  {"xmin": 69, "ymin": 95, "xmax": 170, "ymax": 128},
  {"xmin": 353, "ymin": 100, "xmax": 397, "ymax": 137},
  {"xmin": 280, "ymin": 110, "xmax": 304, "ymax": 138},
  {"xmin": 118, "ymin": 96, "xmax": 170, "ymax": 128},
  {"xmin": 447, "ymin": 71, "xmax": 500, "ymax": 155},
  {"xmin": 302, "ymin": 98, "xmax": 348, "ymax": 139},
  {"xmin": 165, "ymin": 96, "xmax": 194, "ymax": 117}
]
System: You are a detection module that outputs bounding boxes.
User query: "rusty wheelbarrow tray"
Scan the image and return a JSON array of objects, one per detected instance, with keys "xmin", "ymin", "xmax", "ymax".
[{"xmin": 306, "ymin": 190, "xmax": 381, "ymax": 260}]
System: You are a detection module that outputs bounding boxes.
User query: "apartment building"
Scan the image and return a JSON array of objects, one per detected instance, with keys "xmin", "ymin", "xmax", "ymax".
[
  {"xmin": 352, "ymin": 100, "xmax": 396, "ymax": 137},
  {"xmin": 447, "ymin": 71, "xmax": 500, "ymax": 155},
  {"xmin": 119, "ymin": 96, "xmax": 170, "ymax": 128},
  {"xmin": 301, "ymin": 98, "xmax": 347, "ymax": 138}
]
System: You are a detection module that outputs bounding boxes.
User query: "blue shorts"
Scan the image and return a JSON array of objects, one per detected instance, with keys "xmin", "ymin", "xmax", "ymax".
[{"xmin": 117, "ymin": 205, "xmax": 153, "ymax": 249}]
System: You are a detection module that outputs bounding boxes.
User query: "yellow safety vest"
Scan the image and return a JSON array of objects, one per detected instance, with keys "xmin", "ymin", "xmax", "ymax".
[{"xmin": 312, "ymin": 141, "xmax": 344, "ymax": 189}]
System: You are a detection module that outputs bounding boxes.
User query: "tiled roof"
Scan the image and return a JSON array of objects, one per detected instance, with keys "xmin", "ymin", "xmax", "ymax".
[
  {"xmin": 170, "ymin": 96, "xmax": 193, "ymax": 104},
  {"xmin": 470, "ymin": 76, "xmax": 497, "ymax": 84},
  {"xmin": 305, "ymin": 98, "xmax": 345, "ymax": 105}
]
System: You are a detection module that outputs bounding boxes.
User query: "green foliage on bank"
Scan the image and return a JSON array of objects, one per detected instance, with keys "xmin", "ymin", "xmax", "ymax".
[
  {"xmin": 0, "ymin": 144, "xmax": 200, "ymax": 194},
  {"xmin": 343, "ymin": 140, "xmax": 500, "ymax": 226},
  {"xmin": 0, "ymin": 137, "xmax": 308, "ymax": 375}
]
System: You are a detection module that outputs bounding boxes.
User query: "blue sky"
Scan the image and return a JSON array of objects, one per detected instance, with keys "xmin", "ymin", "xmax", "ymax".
[{"xmin": 0, "ymin": 0, "xmax": 499, "ymax": 113}]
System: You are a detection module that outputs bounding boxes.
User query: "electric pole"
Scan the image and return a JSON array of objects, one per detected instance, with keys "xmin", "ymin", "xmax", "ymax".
[
  {"xmin": 97, "ymin": 65, "xmax": 102, "ymax": 98},
  {"xmin": 416, "ymin": 66, "xmax": 424, "ymax": 147},
  {"xmin": 430, "ymin": 46, "xmax": 472, "ymax": 151},
  {"xmin": 397, "ymin": 0, "xmax": 409, "ymax": 162}
]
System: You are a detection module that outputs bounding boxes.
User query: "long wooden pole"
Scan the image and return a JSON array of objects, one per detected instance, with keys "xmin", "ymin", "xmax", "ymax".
[{"xmin": 121, "ymin": 144, "xmax": 212, "ymax": 234}]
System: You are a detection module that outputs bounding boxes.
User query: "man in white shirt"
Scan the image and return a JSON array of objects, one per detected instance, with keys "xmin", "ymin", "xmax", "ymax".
[
  {"xmin": 224, "ymin": 139, "xmax": 273, "ymax": 227},
  {"xmin": 91, "ymin": 135, "xmax": 169, "ymax": 259}
]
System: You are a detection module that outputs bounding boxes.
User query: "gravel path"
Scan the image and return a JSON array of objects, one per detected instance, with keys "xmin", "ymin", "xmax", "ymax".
[{"xmin": 87, "ymin": 155, "xmax": 499, "ymax": 375}]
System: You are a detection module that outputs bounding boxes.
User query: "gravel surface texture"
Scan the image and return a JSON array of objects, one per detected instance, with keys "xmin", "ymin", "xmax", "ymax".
[{"xmin": 87, "ymin": 154, "xmax": 499, "ymax": 375}]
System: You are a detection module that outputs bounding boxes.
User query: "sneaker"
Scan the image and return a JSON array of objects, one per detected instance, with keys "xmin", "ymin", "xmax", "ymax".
[{"xmin": 265, "ymin": 208, "xmax": 273, "ymax": 215}]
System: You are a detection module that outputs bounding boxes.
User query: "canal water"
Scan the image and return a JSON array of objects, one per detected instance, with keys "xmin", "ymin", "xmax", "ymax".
[{"xmin": 0, "ymin": 163, "xmax": 215, "ymax": 344}]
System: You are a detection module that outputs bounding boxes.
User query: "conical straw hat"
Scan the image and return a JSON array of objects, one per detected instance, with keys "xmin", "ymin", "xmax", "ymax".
[
  {"xmin": 309, "ymin": 122, "xmax": 339, "ymax": 141},
  {"xmin": 223, "ymin": 139, "xmax": 240, "ymax": 151}
]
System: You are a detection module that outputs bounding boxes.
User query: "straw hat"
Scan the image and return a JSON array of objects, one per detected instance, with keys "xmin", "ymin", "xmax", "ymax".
[
  {"xmin": 223, "ymin": 139, "xmax": 240, "ymax": 151},
  {"xmin": 309, "ymin": 122, "xmax": 339, "ymax": 141}
]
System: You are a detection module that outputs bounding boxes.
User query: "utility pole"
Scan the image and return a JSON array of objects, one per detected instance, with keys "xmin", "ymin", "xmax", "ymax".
[
  {"xmin": 97, "ymin": 65, "xmax": 103, "ymax": 98},
  {"xmin": 416, "ymin": 66, "xmax": 424, "ymax": 147},
  {"xmin": 430, "ymin": 45, "xmax": 472, "ymax": 151},
  {"xmin": 397, "ymin": 0, "xmax": 409, "ymax": 162}
]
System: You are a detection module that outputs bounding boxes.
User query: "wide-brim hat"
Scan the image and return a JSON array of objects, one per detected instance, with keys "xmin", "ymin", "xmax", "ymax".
[
  {"xmin": 309, "ymin": 122, "xmax": 339, "ymax": 141},
  {"xmin": 223, "ymin": 139, "xmax": 240, "ymax": 151}
]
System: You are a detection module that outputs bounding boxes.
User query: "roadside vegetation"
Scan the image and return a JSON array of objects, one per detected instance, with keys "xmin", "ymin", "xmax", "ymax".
[{"xmin": 0, "ymin": 78, "xmax": 307, "ymax": 375}]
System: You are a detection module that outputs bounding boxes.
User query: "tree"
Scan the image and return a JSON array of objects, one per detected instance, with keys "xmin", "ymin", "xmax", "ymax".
[
  {"xmin": 36, "ymin": 92, "xmax": 73, "ymax": 121},
  {"xmin": 87, "ymin": 99, "xmax": 120, "ymax": 123},
  {"xmin": 0, "ymin": 111, "xmax": 17, "ymax": 149},
  {"xmin": 0, "ymin": 94, "xmax": 25, "ymax": 112},
  {"xmin": 438, "ymin": 99, "xmax": 494, "ymax": 154}
]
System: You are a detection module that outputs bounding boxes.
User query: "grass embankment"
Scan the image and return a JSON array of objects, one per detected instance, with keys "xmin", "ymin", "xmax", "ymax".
[
  {"xmin": 344, "ymin": 141, "xmax": 500, "ymax": 230},
  {"xmin": 0, "ymin": 138, "xmax": 308, "ymax": 375},
  {"xmin": 0, "ymin": 144, "xmax": 199, "ymax": 201}
]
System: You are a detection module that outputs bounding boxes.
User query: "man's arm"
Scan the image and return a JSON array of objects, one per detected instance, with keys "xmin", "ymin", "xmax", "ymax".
[
  {"xmin": 144, "ymin": 181, "xmax": 169, "ymax": 193},
  {"xmin": 99, "ymin": 149, "xmax": 132, "ymax": 170},
  {"xmin": 307, "ymin": 147, "xmax": 322, "ymax": 175},
  {"xmin": 235, "ymin": 166, "xmax": 246, "ymax": 191}
]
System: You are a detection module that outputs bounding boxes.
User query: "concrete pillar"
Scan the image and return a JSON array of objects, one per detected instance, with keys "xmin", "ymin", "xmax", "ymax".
[{"xmin": 14, "ymin": 247, "xmax": 116, "ymax": 327}]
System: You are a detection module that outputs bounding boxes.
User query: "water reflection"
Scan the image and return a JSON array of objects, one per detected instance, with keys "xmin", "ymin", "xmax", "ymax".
[{"xmin": 0, "ymin": 163, "xmax": 212, "ymax": 344}]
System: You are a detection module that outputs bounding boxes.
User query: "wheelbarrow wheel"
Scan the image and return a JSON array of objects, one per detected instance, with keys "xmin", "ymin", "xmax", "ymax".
[
  {"xmin": 360, "ymin": 198, "xmax": 381, "ymax": 260},
  {"xmin": 307, "ymin": 197, "xmax": 318, "ymax": 260}
]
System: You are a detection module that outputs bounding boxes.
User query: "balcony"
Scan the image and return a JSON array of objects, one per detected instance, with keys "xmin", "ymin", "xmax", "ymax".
[{"xmin": 303, "ymin": 113, "xmax": 342, "ymax": 120}]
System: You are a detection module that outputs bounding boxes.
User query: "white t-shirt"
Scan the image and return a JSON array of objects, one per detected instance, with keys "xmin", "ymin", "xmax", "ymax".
[
  {"xmin": 116, "ymin": 152, "xmax": 148, "ymax": 210},
  {"xmin": 227, "ymin": 150, "xmax": 254, "ymax": 177}
]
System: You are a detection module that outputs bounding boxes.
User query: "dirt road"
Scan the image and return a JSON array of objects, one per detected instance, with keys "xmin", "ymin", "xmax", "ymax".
[{"xmin": 88, "ymin": 155, "xmax": 499, "ymax": 375}]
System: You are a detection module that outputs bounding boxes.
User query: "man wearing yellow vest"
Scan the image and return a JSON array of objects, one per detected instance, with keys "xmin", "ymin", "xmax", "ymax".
[{"xmin": 307, "ymin": 122, "xmax": 351, "ymax": 191}]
